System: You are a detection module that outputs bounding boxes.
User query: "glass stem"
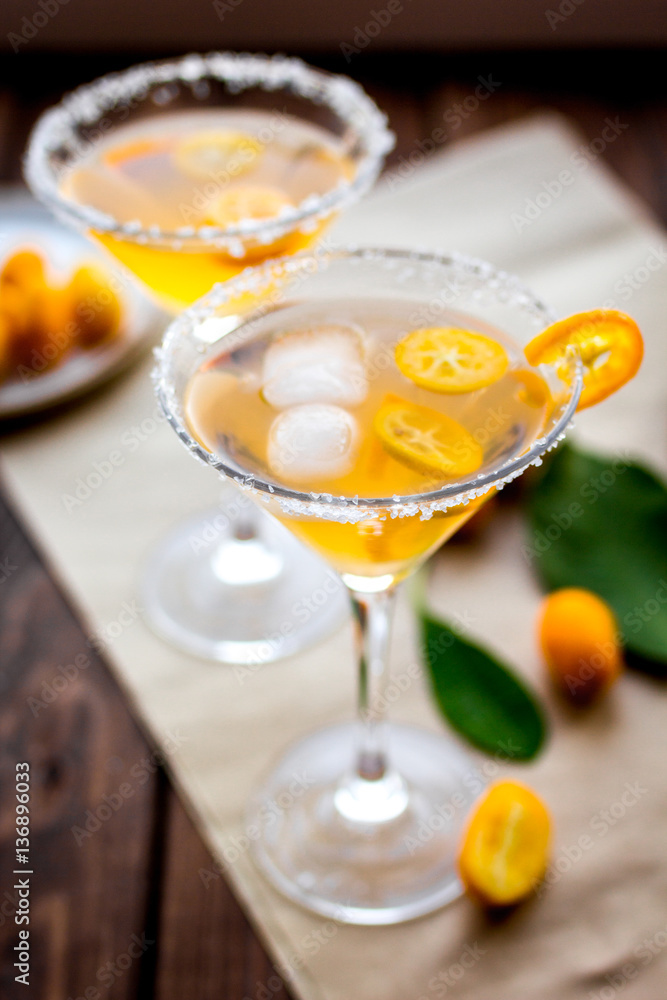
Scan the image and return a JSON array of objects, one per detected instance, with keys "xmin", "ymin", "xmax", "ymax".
[
  {"xmin": 233, "ymin": 514, "xmax": 257, "ymax": 541},
  {"xmin": 210, "ymin": 508, "xmax": 284, "ymax": 586},
  {"xmin": 350, "ymin": 587, "xmax": 397, "ymax": 781}
]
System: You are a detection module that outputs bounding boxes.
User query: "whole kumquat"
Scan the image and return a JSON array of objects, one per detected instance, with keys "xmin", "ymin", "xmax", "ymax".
[{"xmin": 538, "ymin": 587, "xmax": 622, "ymax": 703}]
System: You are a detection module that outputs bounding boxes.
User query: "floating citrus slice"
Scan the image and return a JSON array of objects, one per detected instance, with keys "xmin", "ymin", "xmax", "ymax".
[
  {"xmin": 173, "ymin": 131, "xmax": 263, "ymax": 180},
  {"xmin": 205, "ymin": 184, "xmax": 293, "ymax": 228},
  {"xmin": 373, "ymin": 394, "xmax": 483, "ymax": 478},
  {"xmin": 104, "ymin": 137, "xmax": 171, "ymax": 169},
  {"xmin": 459, "ymin": 780, "xmax": 551, "ymax": 906},
  {"xmin": 524, "ymin": 309, "xmax": 643, "ymax": 410},
  {"xmin": 395, "ymin": 326, "xmax": 509, "ymax": 394},
  {"xmin": 510, "ymin": 369, "xmax": 551, "ymax": 410}
]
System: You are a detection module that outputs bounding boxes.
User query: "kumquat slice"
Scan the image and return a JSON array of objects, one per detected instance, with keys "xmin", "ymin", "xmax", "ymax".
[
  {"xmin": 103, "ymin": 136, "xmax": 172, "ymax": 168},
  {"xmin": 173, "ymin": 130, "xmax": 263, "ymax": 180},
  {"xmin": 373, "ymin": 394, "xmax": 483, "ymax": 478},
  {"xmin": 524, "ymin": 309, "xmax": 643, "ymax": 411},
  {"xmin": 206, "ymin": 184, "xmax": 293, "ymax": 227},
  {"xmin": 395, "ymin": 326, "xmax": 509, "ymax": 394},
  {"xmin": 459, "ymin": 780, "xmax": 551, "ymax": 907}
]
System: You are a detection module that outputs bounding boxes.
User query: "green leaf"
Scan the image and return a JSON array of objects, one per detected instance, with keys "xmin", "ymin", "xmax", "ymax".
[
  {"xmin": 420, "ymin": 612, "xmax": 547, "ymax": 761},
  {"xmin": 526, "ymin": 442, "xmax": 667, "ymax": 672}
]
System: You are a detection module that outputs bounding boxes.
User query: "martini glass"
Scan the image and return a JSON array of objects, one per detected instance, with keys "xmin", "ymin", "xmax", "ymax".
[
  {"xmin": 154, "ymin": 247, "xmax": 583, "ymax": 924},
  {"xmin": 24, "ymin": 52, "xmax": 393, "ymax": 664}
]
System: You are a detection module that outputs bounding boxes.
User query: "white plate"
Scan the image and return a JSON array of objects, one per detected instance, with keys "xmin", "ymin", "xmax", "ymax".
[{"xmin": 0, "ymin": 189, "xmax": 167, "ymax": 420}]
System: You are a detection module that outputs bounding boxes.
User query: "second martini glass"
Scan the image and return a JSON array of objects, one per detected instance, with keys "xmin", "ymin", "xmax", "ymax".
[
  {"xmin": 24, "ymin": 52, "xmax": 393, "ymax": 664},
  {"xmin": 154, "ymin": 248, "xmax": 583, "ymax": 924}
]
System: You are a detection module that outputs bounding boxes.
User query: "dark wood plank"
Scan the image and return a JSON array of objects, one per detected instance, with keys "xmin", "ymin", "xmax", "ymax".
[
  {"xmin": 355, "ymin": 82, "xmax": 427, "ymax": 171},
  {"xmin": 0, "ymin": 488, "xmax": 158, "ymax": 999},
  {"xmin": 0, "ymin": 89, "xmax": 16, "ymax": 183},
  {"xmin": 155, "ymin": 792, "xmax": 291, "ymax": 1000},
  {"xmin": 423, "ymin": 78, "xmax": 539, "ymax": 145}
]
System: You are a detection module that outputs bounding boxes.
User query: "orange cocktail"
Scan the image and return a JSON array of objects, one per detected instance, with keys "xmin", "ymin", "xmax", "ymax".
[{"xmin": 185, "ymin": 299, "xmax": 553, "ymax": 583}]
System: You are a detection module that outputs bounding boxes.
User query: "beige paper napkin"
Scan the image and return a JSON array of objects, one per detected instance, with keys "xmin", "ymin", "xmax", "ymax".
[{"xmin": 3, "ymin": 114, "xmax": 667, "ymax": 1000}]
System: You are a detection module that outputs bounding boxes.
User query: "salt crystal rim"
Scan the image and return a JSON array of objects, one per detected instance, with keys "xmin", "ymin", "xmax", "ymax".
[
  {"xmin": 23, "ymin": 52, "xmax": 394, "ymax": 249},
  {"xmin": 153, "ymin": 246, "xmax": 584, "ymax": 522}
]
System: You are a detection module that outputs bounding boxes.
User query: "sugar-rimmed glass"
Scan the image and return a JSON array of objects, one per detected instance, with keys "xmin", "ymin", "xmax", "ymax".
[
  {"xmin": 154, "ymin": 247, "xmax": 582, "ymax": 925},
  {"xmin": 25, "ymin": 53, "xmax": 393, "ymax": 664}
]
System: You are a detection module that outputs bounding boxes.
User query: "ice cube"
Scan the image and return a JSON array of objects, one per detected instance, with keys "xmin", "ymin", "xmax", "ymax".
[
  {"xmin": 267, "ymin": 404, "xmax": 359, "ymax": 482},
  {"xmin": 262, "ymin": 325, "xmax": 368, "ymax": 408}
]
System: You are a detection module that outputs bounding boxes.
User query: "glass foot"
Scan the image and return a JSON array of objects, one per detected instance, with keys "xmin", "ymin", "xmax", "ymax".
[
  {"xmin": 141, "ymin": 508, "xmax": 349, "ymax": 664},
  {"xmin": 248, "ymin": 722, "xmax": 484, "ymax": 925}
]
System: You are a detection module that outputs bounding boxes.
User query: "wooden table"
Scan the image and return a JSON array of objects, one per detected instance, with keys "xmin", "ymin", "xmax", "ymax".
[{"xmin": 1, "ymin": 48, "xmax": 665, "ymax": 1000}]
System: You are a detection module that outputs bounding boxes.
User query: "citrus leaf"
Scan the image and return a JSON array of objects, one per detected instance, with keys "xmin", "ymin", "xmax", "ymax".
[
  {"xmin": 421, "ymin": 612, "xmax": 547, "ymax": 761},
  {"xmin": 526, "ymin": 443, "xmax": 667, "ymax": 672}
]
